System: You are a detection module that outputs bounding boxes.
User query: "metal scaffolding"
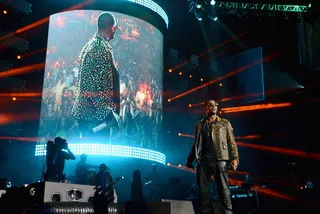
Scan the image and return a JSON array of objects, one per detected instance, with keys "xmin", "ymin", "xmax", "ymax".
[{"xmin": 214, "ymin": 2, "xmax": 309, "ymax": 13}]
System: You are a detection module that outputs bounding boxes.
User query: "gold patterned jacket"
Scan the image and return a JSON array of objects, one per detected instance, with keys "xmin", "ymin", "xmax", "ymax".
[
  {"xmin": 71, "ymin": 34, "xmax": 120, "ymax": 121},
  {"xmin": 187, "ymin": 116, "xmax": 239, "ymax": 163}
]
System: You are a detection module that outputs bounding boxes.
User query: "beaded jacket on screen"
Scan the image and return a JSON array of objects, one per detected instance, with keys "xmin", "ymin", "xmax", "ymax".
[{"xmin": 71, "ymin": 33, "xmax": 120, "ymax": 122}]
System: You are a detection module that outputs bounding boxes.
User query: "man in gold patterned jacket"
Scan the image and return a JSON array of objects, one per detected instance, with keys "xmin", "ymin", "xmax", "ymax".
[
  {"xmin": 71, "ymin": 12, "xmax": 120, "ymax": 138},
  {"xmin": 186, "ymin": 100, "xmax": 239, "ymax": 214}
]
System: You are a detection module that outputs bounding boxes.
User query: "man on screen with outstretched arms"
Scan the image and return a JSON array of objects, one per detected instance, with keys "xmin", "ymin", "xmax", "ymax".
[
  {"xmin": 186, "ymin": 100, "xmax": 240, "ymax": 214},
  {"xmin": 72, "ymin": 12, "xmax": 120, "ymax": 139}
]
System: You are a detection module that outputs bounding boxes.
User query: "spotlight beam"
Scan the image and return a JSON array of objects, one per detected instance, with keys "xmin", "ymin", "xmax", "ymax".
[{"xmin": 168, "ymin": 50, "xmax": 286, "ymax": 102}]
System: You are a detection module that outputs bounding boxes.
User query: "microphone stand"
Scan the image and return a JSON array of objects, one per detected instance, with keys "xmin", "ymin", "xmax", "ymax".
[
  {"xmin": 248, "ymin": 186, "xmax": 265, "ymax": 214},
  {"xmin": 144, "ymin": 180, "xmax": 156, "ymax": 201}
]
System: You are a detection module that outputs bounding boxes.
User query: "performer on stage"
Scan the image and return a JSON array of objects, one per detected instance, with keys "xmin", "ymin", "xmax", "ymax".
[
  {"xmin": 186, "ymin": 100, "xmax": 240, "ymax": 214},
  {"xmin": 75, "ymin": 154, "xmax": 98, "ymax": 185},
  {"xmin": 130, "ymin": 170, "xmax": 145, "ymax": 201},
  {"xmin": 71, "ymin": 12, "xmax": 120, "ymax": 139},
  {"xmin": 93, "ymin": 164, "xmax": 113, "ymax": 188},
  {"xmin": 45, "ymin": 137, "xmax": 76, "ymax": 182}
]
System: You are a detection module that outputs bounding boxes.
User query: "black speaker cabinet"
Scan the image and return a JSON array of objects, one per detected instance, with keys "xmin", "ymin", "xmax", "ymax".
[{"xmin": 122, "ymin": 201, "xmax": 171, "ymax": 214}]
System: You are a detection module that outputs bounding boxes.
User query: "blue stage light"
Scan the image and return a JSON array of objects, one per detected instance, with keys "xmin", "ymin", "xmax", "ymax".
[{"xmin": 35, "ymin": 143, "xmax": 166, "ymax": 165}]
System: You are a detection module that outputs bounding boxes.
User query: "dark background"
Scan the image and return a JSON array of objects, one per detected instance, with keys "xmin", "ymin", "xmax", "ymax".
[{"xmin": 0, "ymin": 0, "xmax": 320, "ymax": 213}]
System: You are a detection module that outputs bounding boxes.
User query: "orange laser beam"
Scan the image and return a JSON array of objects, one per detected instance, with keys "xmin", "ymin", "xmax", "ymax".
[
  {"xmin": 169, "ymin": 50, "xmax": 286, "ymax": 102},
  {"xmin": 0, "ymin": 92, "xmax": 42, "ymax": 97},
  {"xmin": 0, "ymin": 0, "xmax": 94, "ymax": 42},
  {"xmin": 171, "ymin": 31, "xmax": 248, "ymax": 72},
  {"xmin": 237, "ymin": 142, "xmax": 320, "ymax": 160},
  {"xmin": 222, "ymin": 102, "xmax": 292, "ymax": 113},
  {"xmin": 0, "ymin": 63, "xmax": 45, "ymax": 78}
]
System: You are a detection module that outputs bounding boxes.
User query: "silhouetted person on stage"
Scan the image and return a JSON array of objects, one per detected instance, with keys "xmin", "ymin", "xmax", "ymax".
[
  {"xmin": 45, "ymin": 137, "xmax": 76, "ymax": 182},
  {"xmin": 93, "ymin": 164, "xmax": 113, "ymax": 190},
  {"xmin": 130, "ymin": 170, "xmax": 145, "ymax": 201},
  {"xmin": 71, "ymin": 12, "xmax": 120, "ymax": 140},
  {"xmin": 186, "ymin": 100, "xmax": 240, "ymax": 214},
  {"xmin": 147, "ymin": 164, "xmax": 161, "ymax": 183},
  {"xmin": 75, "ymin": 154, "xmax": 98, "ymax": 185}
]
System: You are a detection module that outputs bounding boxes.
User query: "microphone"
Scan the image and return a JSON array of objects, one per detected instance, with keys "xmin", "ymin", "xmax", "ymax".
[
  {"xmin": 115, "ymin": 176, "xmax": 124, "ymax": 181},
  {"xmin": 113, "ymin": 176, "xmax": 124, "ymax": 185},
  {"xmin": 144, "ymin": 177, "xmax": 152, "ymax": 181}
]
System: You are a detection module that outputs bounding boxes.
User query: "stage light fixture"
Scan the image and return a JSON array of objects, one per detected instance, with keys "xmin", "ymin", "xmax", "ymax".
[
  {"xmin": 210, "ymin": 0, "xmax": 216, "ymax": 6},
  {"xmin": 17, "ymin": 55, "xmax": 21, "ymax": 60},
  {"xmin": 189, "ymin": 75, "xmax": 192, "ymax": 78},
  {"xmin": 35, "ymin": 143, "xmax": 166, "ymax": 165},
  {"xmin": 208, "ymin": 14, "xmax": 218, "ymax": 22},
  {"xmin": 12, "ymin": 97, "xmax": 16, "ymax": 101},
  {"xmin": 195, "ymin": 11, "xmax": 202, "ymax": 21},
  {"xmin": 169, "ymin": 69, "xmax": 172, "ymax": 72},
  {"xmin": 200, "ymin": 78, "xmax": 204, "ymax": 81},
  {"xmin": 3, "ymin": 10, "xmax": 7, "ymax": 15},
  {"xmin": 179, "ymin": 72, "xmax": 182, "ymax": 75}
]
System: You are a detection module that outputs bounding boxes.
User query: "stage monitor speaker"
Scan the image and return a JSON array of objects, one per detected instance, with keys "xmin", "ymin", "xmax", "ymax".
[
  {"xmin": 0, "ymin": 190, "xmax": 5, "ymax": 198},
  {"xmin": 122, "ymin": 201, "xmax": 171, "ymax": 214},
  {"xmin": 0, "ymin": 182, "xmax": 95, "ymax": 214},
  {"xmin": 160, "ymin": 200, "xmax": 195, "ymax": 214},
  {"xmin": 33, "ymin": 182, "xmax": 95, "ymax": 202}
]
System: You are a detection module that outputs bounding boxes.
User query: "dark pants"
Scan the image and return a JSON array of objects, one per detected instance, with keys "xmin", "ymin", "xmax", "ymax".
[{"xmin": 197, "ymin": 159, "xmax": 233, "ymax": 214}]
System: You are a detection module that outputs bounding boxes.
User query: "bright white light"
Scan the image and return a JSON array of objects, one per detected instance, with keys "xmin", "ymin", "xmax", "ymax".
[
  {"xmin": 35, "ymin": 143, "xmax": 166, "ymax": 165},
  {"xmin": 198, "ymin": 17, "xmax": 203, "ymax": 21},
  {"xmin": 127, "ymin": 0, "xmax": 169, "ymax": 28},
  {"xmin": 196, "ymin": 4, "xmax": 202, "ymax": 9},
  {"xmin": 210, "ymin": 0, "xmax": 216, "ymax": 6},
  {"xmin": 214, "ymin": 17, "xmax": 218, "ymax": 21}
]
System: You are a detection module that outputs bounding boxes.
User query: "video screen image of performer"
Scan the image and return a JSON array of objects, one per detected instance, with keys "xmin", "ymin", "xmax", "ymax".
[
  {"xmin": 71, "ymin": 12, "xmax": 120, "ymax": 141},
  {"xmin": 186, "ymin": 100, "xmax": 240, "ymax": 214},
  {"xmin": 38, "ymin": 10, "xmax": 163, "ymax": 148}
]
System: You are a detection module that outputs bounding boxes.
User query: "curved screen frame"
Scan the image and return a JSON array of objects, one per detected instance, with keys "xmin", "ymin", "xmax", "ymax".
[
  {"xmin": 35, "ymin": 10, "xmax": 164, "ymax": 162},
  {"xmin": 126, "ymin": 0, "xmax": 169, "ymax": 28},
  {"xmin": 35, "ymin": 143, "xmax": 166, "ymax": 165}
]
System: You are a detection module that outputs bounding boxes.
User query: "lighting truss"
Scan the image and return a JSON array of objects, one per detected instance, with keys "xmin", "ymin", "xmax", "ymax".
[{"xmin": 214, "ymin": 2, "xmax": 309, "ymax": 13}]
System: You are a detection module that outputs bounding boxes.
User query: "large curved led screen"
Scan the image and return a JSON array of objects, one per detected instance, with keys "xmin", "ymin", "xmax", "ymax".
[{"xmin": 38, "ymin": 10, "xmax": 163, "ymax": 150}]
